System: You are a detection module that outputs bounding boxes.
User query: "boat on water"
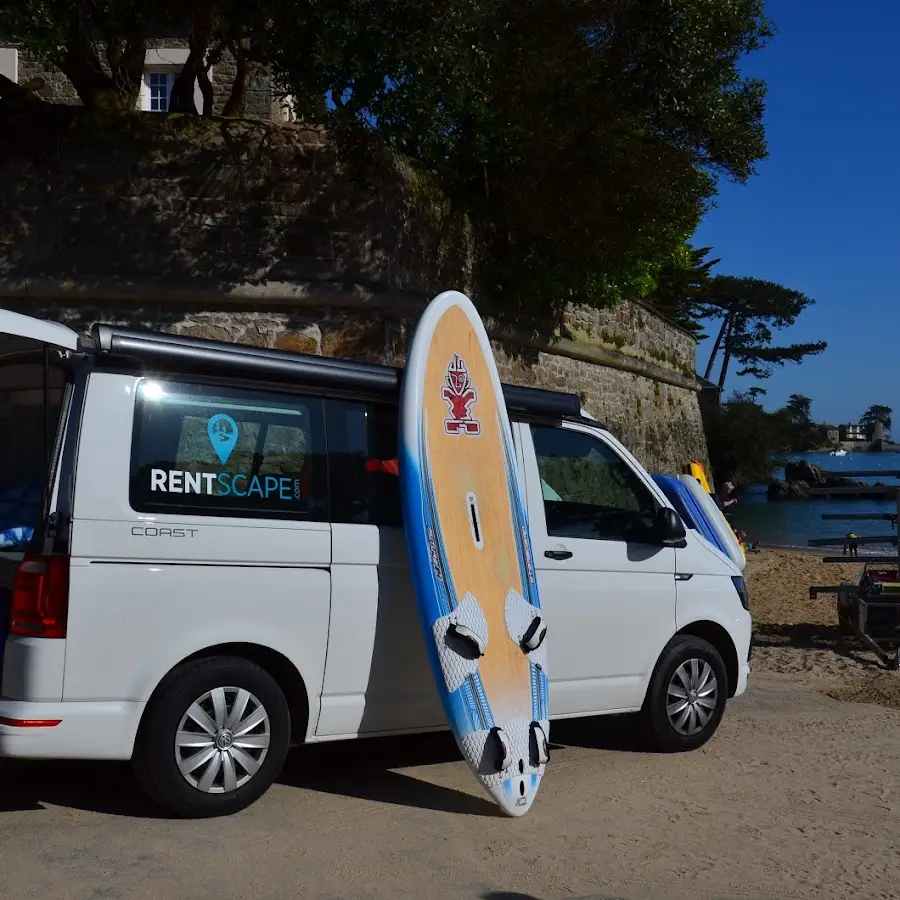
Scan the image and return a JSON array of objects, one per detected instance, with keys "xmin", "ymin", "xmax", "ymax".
[{"xmin": 830, "ymin": 449, "xmax": 848, "ymax": 457}]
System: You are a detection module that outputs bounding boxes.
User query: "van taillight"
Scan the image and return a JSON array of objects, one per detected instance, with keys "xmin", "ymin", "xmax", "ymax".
[{"xmin": 10, "ymin": 555, "xmax": 70, "ymax": 639}]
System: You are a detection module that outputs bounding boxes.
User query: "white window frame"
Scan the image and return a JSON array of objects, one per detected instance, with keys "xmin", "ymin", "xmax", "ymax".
[
  {"xmin": 280, "ymin": 94, "xmax": 298, "ymax": 123},
  {"xmin": 137, "ymin": 48, "xmax": 212, "ymax": 113},
  {"xmin": 0, "ymin": 48, "xmax": 18, "ymax": 83}
]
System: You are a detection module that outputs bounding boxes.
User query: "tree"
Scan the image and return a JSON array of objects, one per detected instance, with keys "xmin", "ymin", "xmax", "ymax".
[
  {"xmin": 705, "ymin": 389, "xmax": 823, "ymax": 483},
  {"xmin": 699, "ymin": 276, "xmax": 827, "ymax": 387},
  {"xmin": 647, "ymin": 243, "xmax": 720, "ymax": 337},
  {"xmin": 1, "ymin": 0, "xmax": 259, "ymax": 115},
  {"xmin": 263, "ymin": 0, "xmax": 774, "ymax": 316},
  {"xmin": 704, "ymin": 390, "xmax": 791, "ymax": 485},
  {"xmin": 5, "ymin": 0, "xmax": 775, "ymax": 319},
  {"xmin": 860, "ymin": 404, "xmax": 893, "ymax": 436},
  {"xmin": 783, "ymin": 393, "xmax": 822, "ymax": 451},
  {"xmin": 3, "ymin": 0, "xmax": 155, "ymax": 111},
  {"xmin": 786, "ymin": 394, "xmax": 812, "ymax": 426}
]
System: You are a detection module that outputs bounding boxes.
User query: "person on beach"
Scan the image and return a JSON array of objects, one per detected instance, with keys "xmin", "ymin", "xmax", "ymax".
[
  {"xmin": 717, "ymin": 481, "xmax": 738, "ymax": 514},
  {"xmin": 843, "ymin": 532, "xmax": 860, "ymax": 559}
]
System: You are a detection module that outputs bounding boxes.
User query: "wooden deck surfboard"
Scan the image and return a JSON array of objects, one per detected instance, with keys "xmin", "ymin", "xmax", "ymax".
[{"xmin": 399, "ymin": 290, "xmax": 550, "ymax": 817}]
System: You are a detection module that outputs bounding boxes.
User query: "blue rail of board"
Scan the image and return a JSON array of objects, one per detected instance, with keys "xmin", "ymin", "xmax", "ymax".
[{"xmin": 652, "ymin": 473, "xmax": 731, "ymax": 558}]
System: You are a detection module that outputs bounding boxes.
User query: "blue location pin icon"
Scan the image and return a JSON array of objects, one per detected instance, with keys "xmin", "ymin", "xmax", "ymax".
[{"xmin": 208, "ymin": 414, "xmax": 239, "ymax": 465}]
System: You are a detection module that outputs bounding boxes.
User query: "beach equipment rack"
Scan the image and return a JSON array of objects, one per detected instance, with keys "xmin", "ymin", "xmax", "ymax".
[{"xmin": 806, "ymin": 470, "xmax": 900, "ymax": 669}]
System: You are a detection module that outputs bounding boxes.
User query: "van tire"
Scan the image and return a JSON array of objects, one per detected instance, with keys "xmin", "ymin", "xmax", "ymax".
[
  {"xmin": 640, "ymin": 635, "xmax": 727, "ymax": 753},
  {"xmin": 132, "ymin": 656, "xmax": 291, "ymax": 818}
]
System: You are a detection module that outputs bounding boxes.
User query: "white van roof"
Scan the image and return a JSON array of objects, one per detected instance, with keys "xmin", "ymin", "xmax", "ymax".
[{"xmin": 0, "ymin": 309, "xmax": 80, "ymax": 352}]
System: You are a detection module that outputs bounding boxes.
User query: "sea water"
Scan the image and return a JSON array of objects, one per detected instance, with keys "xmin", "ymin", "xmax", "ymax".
[{"xmin": 730, "ymin": 451, "xmax": 900, "ymax": 551}]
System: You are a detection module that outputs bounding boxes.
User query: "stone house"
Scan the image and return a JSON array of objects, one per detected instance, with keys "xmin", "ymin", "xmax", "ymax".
[
  {"xmin": 839, "ymin": 424, "xmax": 867, "ymax": 443},
  {"xmin": 0, "ymin": 34, "xmax": 293, "ymax": 122}
]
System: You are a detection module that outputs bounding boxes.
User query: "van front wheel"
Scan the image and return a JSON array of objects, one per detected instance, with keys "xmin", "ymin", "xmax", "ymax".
[
  {"xmin": 640, "ymin": 636, "xmax": 727, "ymax": 753},
  {"xmin": 133, "ymin": 656, "xmax": 291, "ymax": 818}
]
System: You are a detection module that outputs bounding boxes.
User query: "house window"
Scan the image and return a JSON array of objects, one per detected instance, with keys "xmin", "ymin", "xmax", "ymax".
[{"xmin": 145, "ymin": 71, "xmax": 174, "ymax": 112}]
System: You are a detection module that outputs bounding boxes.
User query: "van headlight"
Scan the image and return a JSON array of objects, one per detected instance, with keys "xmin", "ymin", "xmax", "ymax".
[{"xmin": 731, "ymin": 576, "xmax": 750, "ymax": 611}]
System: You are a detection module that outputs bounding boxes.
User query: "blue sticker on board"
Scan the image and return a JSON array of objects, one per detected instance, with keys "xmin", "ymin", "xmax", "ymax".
[{"xmin": 207, "ymin": 414, "xmax": 239, "ymax": 465}]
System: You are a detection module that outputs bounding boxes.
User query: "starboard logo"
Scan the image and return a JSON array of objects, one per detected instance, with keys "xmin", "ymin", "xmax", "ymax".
[
  {"xmin": 521, "ymin": 525, "xmax": 536, "ymax": 585},
  {"xmin": 441, "ymin": 354, "xmax": 481, "ymax": 436},
  {"xmin": 427, "ymin": 526, "xmax": 443, "ymax": 581},
  {"xmin": 149, "ymin": 412, "xmax": 303, "ymax": 502}
]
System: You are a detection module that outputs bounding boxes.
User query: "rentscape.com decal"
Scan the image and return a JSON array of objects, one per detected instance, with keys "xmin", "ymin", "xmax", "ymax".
[{"xmin": 149, "ymin": 413, "xmax": 303, "ymax": 502}]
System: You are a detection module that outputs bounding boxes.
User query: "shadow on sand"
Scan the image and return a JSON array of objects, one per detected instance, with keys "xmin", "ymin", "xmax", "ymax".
[
  {"xmin": 753, "ymin": 621, "xmax": 889, "ymax": 669},
  {"xmin": 0, "ymin": 713, "xmax": 646, "ymax": 819}
]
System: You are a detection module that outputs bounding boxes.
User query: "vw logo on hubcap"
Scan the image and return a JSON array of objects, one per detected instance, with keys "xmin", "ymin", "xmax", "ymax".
[{"xmin": 216, "ymin": 730, "xmax": 234, "ymax": 751}]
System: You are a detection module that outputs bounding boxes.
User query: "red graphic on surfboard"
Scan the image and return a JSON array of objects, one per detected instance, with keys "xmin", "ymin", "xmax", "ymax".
[{"xmin": 442, "ymin": 354, "xmax": 481, "ymax": 435}]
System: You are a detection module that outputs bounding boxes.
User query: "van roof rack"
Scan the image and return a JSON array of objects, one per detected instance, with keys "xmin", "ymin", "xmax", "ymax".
[{"xmin": 91, "ymin": 323, "xmax": 589, "ymax": 423}]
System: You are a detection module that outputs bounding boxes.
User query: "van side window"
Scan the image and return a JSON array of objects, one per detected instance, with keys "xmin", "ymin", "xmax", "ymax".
[
  {"xmin": 531, "ymin": 425, "xmax": 658, "ymax": 543},
  {"xmin": 325, "ymin": 399, "xmax": 401, "ymax": 526},
  {"xmin": 130, "ymin": 381, "xmax": 327, "ymax": 521}
]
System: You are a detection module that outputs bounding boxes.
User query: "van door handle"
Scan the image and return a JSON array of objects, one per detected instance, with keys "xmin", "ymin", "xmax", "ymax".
[{"xmin": 544, "ymin": 549, "xmax": 573, "ymax": 561}]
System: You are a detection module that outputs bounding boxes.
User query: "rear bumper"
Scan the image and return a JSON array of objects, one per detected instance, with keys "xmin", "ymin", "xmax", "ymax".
[{"xmin": 0, "ymin": 699, "xmax": 143, "ymax": 760}]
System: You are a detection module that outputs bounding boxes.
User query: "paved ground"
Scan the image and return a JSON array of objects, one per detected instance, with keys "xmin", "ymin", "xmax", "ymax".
[{"xmin": 2, "ymin": 677, "xmax": 900, "ymax": 900}]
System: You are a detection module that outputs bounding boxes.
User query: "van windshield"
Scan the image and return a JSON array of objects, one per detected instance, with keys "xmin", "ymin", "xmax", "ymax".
[{"xmin": 0, "ymin": 336, "xmax": 68, "ymax": 551}]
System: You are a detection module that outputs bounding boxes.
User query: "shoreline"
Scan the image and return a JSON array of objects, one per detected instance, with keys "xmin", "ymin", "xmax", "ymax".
[{"xmin": 755, "ymin": 541, "xmax": 893, "ymax": 558}]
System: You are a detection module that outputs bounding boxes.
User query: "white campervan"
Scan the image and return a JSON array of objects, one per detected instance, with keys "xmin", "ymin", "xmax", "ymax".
[{"xmin": 0, "ymin": 309, "xmax": 752, "ymax": 818}]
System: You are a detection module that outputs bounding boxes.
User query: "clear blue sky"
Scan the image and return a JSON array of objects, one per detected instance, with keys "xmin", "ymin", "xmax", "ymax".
[{"xmin": 693, "ymin": 0, "xmax": 899, "ymax": 427}]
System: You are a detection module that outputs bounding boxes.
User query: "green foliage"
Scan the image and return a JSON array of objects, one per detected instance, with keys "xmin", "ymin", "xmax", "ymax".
[
  {"xmin": 706, "ymin": 390, "xmax": 824, "ymax": 485},
  {"xmin": 700, "ymin": 275, "xmax": 827, "ymax": 386},
  {"xmin": 2, "ymin": 0, "xmax": 267, "ymax": 115},
  {"xmin": 3, "ymin": 0, "xmax": 156, "ymax": 110},
  {"xmin": 5, "ymin": 0, "xmax": 775, "ymax": 321},
  {"xmin": 262, "ymin": 0, "xmax": 773, "ymax": 316},
  {"xmin": 538, "ymin": 457, "xmax": 640, "ymax": 512},
  {"xmin": 860, "ymin": 404, "xmax": 893, "ymax": 435},
  {"xmin": 646, "ymin": 242, "xmax": 720, "ymax": 336}
]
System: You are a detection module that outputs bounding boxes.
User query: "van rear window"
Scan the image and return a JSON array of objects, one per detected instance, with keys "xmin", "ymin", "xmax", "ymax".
[
  {"xmin": 0, "ymin": 343, "xmax": 67, "ymax": 550},
  {"xmin": 129, "ymin": 380, "xmax": 327, "ymax": 521}
]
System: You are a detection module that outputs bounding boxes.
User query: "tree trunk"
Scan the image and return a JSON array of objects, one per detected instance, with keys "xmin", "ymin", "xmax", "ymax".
[
  {"xmin": 61, "ymin": 33, "xmax": 144, "ymax": 111},
  {"xmin": 222, "ymin": 42, "xmax": 250, "ymax": 118},
  {"xmin": 717, "ymin": 316, "xmax": 736, "ymax": 389},
  {"xmin": 703, "ymin": 314, "xmax": 730, "ymax": 380},
  {"xmin": 170, "ymin": 1, "xmax": 217, "ymax": 115},
  {"xmin": 114, "ymin": 36, "xmax": 147, "ymax": 109},
  {"xmin": 197, "ymin": 68, "xmax": 215, "ymax": 116}
]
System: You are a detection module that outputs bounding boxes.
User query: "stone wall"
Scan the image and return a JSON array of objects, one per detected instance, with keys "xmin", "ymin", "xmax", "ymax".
[{"xmin": 0, "ymin": 105, "xmax": 709, "ymax": 475}]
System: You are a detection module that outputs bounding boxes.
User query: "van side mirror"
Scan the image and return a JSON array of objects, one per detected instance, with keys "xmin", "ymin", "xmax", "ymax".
[{"xmin": 654, "ymin": 507, "xmax": 687, "ymax": 547}]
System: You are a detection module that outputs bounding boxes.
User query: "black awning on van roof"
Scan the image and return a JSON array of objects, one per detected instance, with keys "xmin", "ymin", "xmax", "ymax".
[{"xmin": 90, "ymin": 323, "xmax": 584, "ymax": 420}]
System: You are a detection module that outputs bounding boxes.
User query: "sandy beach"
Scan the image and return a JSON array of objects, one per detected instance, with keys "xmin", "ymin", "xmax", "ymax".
[
  {"xmin": 746, "ymin": 547, "xmax": 900, "ymax": 708},
  {"xmin": 2, "ymin": 547, "xmax": 900, "ymax": 899}
]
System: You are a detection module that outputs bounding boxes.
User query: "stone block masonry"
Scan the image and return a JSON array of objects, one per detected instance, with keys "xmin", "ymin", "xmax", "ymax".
[{"xmin": 0, "ymin": 106, "xmax": 709, "ymax": 476}]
